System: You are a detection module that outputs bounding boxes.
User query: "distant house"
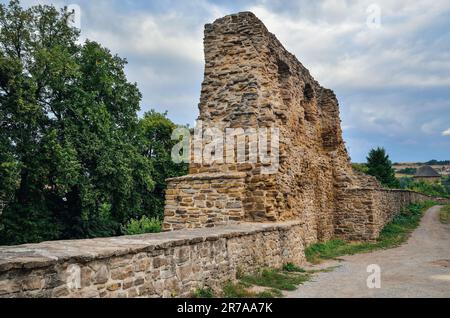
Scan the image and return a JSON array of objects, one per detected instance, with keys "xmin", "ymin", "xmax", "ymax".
[{"xmin": 414, "ymin": 165, "xmax": 441, "ymax": 182}]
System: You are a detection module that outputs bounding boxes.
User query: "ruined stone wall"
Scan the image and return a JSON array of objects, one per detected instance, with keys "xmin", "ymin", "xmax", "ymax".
[
  {"xmin": 163, "ymin": 173, "xmax": 246, "ymax": 231},
  {"xmin": 0, "ymin": 222, "xmax": 304, "ymax": 298},
  {"xmin": 162, "ymin": 12, "xmax": 433, "ymax": 246},
  {"xmin": 335, "ymin": 189, "xmax": 432, "ymax": 241},
  {"xmin": 0, "ymin": 11, "xmax": 443, "ymax": 299},
  {"xmin": 164, "ymin": 12, "xmax": 377, "ymax": 244}
]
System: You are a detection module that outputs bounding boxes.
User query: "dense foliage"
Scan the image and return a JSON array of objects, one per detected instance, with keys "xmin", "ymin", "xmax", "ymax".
[
  {"xmin": 366, "ymin": 147, "xmax": 399, "ymax": 188},
  {"xmin": 0, "ymin": 1, "xmax": 187, "ymax": 245},
  {"xmin": 399, "ymin": 177, "xmax": 450, "ymax": 198}
]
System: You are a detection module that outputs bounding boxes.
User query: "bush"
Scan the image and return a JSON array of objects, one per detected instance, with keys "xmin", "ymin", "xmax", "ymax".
[
  {"xmin": 282, "ymin": 263, "xmax": 306, "ymax": 273},
  {"xmin": 408, "ymin": 181, "xmax": 448, "ymax": 198},
  {"xmin": 352, "ymin": 163, "xmax": 369, "ymax": 174},
  {"xmin": 193, "ymin": 287, "xmax": 215, "ymax": 298},
  {"xmin": 440, "ymin": 205, "xmax": 450, "ymax": 224},
  {"xmin": 121, "ymin": 216, "xmax": 162, "ymax": 235}
]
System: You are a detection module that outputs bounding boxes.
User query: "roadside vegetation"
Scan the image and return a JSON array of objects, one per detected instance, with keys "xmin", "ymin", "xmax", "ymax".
[
  {"xmin": 398, "ymin": 177, "xmax": 449, "ymax": 198},
  {"xmin": 193, "ymin": 264, "xmax": 314, "ymax": 298},
  {"xmin": 439, "ymin": 204, "xmax": 450, "ymax": 224},
  {"xmin": 305, "ymin": 201, "xmax": 436, "ymax": 264},
  {"xmin": 354, "ymin": 147, "xmax": 450, "ymax": 198}
]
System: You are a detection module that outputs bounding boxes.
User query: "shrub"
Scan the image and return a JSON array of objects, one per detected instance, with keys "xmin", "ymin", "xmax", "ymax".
[
  {"xmin": 121, "ymin": 216, "xmax": 162, "ymax": 235},
  {"xmin": 440, "ymin": 205, "xmax": 450, "ymax": 224},
  {"xmin": 193, "ymin": 287, "xmax": 215, "ymax": 298},
  {"xmin": 282, "ymin": 263, "xmax": 306, "ymax": 273},
  {"xmin": 408, "ymin": 181, "xmax": 448, "ymax": 198},
  {"xmin": 352, "ymin": 163, "xmax": 369, "ymax": 174}
]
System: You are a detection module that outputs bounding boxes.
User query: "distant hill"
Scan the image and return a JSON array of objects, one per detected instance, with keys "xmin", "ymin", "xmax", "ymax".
[
  {"xmin": 424, "ymin": 160, "xmax": 450, "ymax": 165},
  {"xmin": 391, "ymin": 161, "xmax": 450, "ymax": 178}
]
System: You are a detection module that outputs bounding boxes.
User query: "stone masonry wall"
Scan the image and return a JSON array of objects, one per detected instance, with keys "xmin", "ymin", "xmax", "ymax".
[
  {"xmin": 163, "ymin": 12, "xmax": 370, "ymax": 243},
  {"xmin": 162, "ymin": 12, "xmax": 408, "ymax": 247},
  {"xmin": 0, "ymin": 11, "xmax": 442, "ymax": 299},
  {"xmin": 163, "ymin": 173, "xmax": 246, "ymax": 231},
  {"xmin": 335, "ymin": 189, "xmax": 432, "ymax": 241},
  {"xmin": 0, "ymin": 222, "xmax": 304, "ymax": 298}
]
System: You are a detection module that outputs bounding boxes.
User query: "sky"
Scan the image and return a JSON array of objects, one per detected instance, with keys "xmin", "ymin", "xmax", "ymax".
[{"xmin": 5, "ymin": 0, "xmax": 450, "ymax": 163}]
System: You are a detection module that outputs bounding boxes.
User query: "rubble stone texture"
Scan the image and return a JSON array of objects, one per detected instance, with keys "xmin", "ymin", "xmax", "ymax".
[
  {"xmin": 163, "ymin": 12, "xmax": 431, "ymax": 242},
  {"xmin": 0, "ymin": 222, "xmax": 304, "ymax": 298},
  {"xmin": 0, "ymin": 12, "xmax": 443, "ymax": 298}
]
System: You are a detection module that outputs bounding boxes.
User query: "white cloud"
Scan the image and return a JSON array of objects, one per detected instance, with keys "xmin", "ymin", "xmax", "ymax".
[
  {"xmin": 248, "ymin": 0, "xmax": 450, "ymax": 90},
  {"xmin": 10, "ymin": 0, "xmax": 450, "ymax": 161}
]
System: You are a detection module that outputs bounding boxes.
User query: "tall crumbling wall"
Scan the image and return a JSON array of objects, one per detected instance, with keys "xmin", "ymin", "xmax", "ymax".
[{"xmin": 163, "ymin": 12, "xmax": 431, "ymax": 244}]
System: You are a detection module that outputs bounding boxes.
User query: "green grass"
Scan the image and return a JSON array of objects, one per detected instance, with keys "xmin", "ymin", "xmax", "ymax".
[
  {"xmin": 192, "ymin": 264, "xmax": 312, "ymax": 298},
  {"xmin": 240, "ymin": 268, "xmax": 310, "ymax": 291},
  {"xmin": 222, "ymin": 281, "xmax": 283, "ymax": 298},
  {"xmin": 305, "ymin": 201, "xmax": 436, "ymax": 264},
  {"xmin": 199, "ymin": 281, "xmax": 283, "ymax": 298},
  {"xmin": 192, "ymin": 287, "xmax": 215, "ymax": 298},
  {"xmin": 282, "ymin": 263, "xmax": 306, "ymax": 273},
  {"xmin": 440, "ymin": 204, "xmax": 450, "ymax": 224}
]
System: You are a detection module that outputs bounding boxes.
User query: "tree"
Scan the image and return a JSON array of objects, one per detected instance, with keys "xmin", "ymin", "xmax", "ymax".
[
  {"xmin": 366, "ymin": 147, "xmax": 399, "ymax": 188},
  {"xmin": 0, "ymin": 1, "xmax": 157, "ymax": 244},
  {"xmin": 139, "ymin": 110, "xmax": 188, "ymax": 219}
]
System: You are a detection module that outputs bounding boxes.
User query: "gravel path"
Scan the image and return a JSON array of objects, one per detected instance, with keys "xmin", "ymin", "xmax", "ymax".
[{"xmin": 286, "ymin": 205, "xmax": 450, "ymax": 298}]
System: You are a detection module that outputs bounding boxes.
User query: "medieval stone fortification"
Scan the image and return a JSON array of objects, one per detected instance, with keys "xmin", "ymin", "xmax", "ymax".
[
  {"xmin": 163, "ymin": 12, "xmax": 425, "ymax": 242},
  {"xmin": 0, "ymin": 12, "xmax": 434, "ymax": 298}
]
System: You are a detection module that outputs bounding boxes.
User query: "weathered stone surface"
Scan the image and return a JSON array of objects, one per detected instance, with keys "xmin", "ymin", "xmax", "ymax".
[
  {"xmin": 0, "ymin": 11, "xmax": 444, "ymax": 299},
  {"xmin": 0, "ymin": 221, "xmax": 304, "ymax": 298},
  {"xmin": 162, "ymin": 12, "xmax": 436, "ymax": 244}
]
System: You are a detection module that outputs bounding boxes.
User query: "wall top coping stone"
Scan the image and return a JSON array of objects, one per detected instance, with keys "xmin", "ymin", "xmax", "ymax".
[
  {"xmin": 344, "ymin": 188, "xmax": 433, "ymax": 195},
  {"xmin": 166, "ymin": 172, "xmax": 247, "ymax": 183},
  {"xmin": 0, "ymin": 221, "xmax": 302, "ymax": 273}
]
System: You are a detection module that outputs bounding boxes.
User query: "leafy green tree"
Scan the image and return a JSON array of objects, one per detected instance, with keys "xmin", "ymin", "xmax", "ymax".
[
  {"xmin": 397, "ymin": 167, "xmax": 417, "ymax": 175},
  {"xmin": 139, "ymin": 111, "xmax": 189, "ymax": 217},
  {"xmin": 366, "ymin": 147, "xmax": 399, "ymax": 188},
  {"xmin": 0, "ymin": 1, "xmax": 158, "ymax": 244}
]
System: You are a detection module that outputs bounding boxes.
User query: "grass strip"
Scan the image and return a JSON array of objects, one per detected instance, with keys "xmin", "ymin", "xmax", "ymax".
[{"xmin": 305, "ymin": 201, "xmax": 436, "ymax": 264}]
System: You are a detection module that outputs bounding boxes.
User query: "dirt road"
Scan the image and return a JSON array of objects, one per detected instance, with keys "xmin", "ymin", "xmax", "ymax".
[{"xmin": 286, "ymin": 206, "xmax": 450, "ymax": 298}]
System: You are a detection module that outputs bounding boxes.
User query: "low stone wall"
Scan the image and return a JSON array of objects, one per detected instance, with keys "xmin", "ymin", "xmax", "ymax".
[
  {"xmin": 0, "ymin": 221, "xmax": 304, "ymax": 298},
  {"xmin": 335, "ymin": 189, "xmax": 432, "ymax": 241},
  {"xmin": 163, "ymin": 172, "xmax": 246, "ymax": 231}
]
